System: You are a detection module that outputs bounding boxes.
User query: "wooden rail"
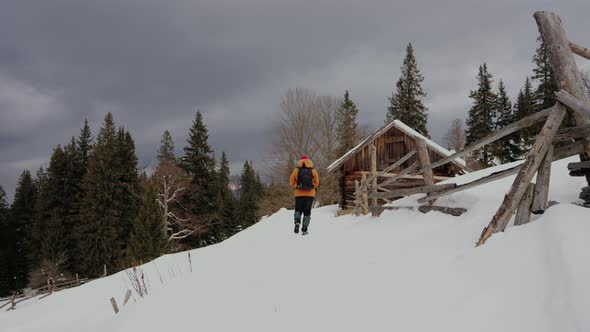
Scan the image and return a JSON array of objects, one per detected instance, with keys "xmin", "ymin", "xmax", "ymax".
[
  {"xmin": 416, "ymin": 107, "xmax": 552, "ymax": 175},
  {"xmin": 570, "ymin": 40, "xmax": 590, "ymax": 60}
]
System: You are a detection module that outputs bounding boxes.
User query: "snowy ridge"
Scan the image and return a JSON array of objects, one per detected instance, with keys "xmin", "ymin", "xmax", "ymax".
[{"xmin": 2, "ymin": 158, "xmax": 589, "ymax": 332}]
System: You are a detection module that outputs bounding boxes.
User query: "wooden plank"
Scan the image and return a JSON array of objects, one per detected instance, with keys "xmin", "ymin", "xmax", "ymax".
[
  {"xmin": 361, "ymin": 174, "xmax": 369, "ymax": 215},
  {"xmin": 555, "ymin": 90, "xmax": 590, "ymax": 121},
  {"xmin": 328, "ymin": 121, "xmax": 399, "ymax": 172},
  {"xmin": 554, "ymin": 124, "xmax": 590, "ymax": 142},
  {"xmin": 567, "ymin": 160, "xmax": 590, "ymax": 170},
  {"xmin": 123, "ymin": 289, "xmax": 132, "ymax": 306},
  {"xmin": 369, "ymin": 183, "xmax": 456, "ymax": 199},
  {"xmin": 514, "ymin": 183, "xmax": 535, "ymax": 226},
  {"xmin": 371, "ymin": 144, "xmax": 377, "ymax": 206},
  {"xmin": 553, "ymin": 140, "xmax": 586, "ymax": 159},
  {"xmin": 354, "ymin": 171, "xmax": 451, "ymax": 181},
  {"xmin": 378, "ymin": 161, "xmax": 420, "ymax": 188},
  {"xmin": 418, "ymin": 165, "xmax": 521, "ymax": 203},
  {"xmin": 384, "ymin": 136, "xmax": 405, "ymax": 143},
  {"xmin": 372, "ymin": 149, "xmax": 417, "ymax": 180},
  {"xmin": 354, "ymin": 180, "xmax": 360, "ymax": 216},
  {"xmin": 110, "ymin": 297, "xmax": 119, "ymax": 314},
  {"xmin": 532, "ymin": 146, "xmax": 553, "ymax": 214},
  {"xmin": 416, "ymin": 138, "xmax": 436, "ymax": 205},
  {"xmin": 417, "ymin": 107, "xmax": 553, "ymax": 175},
  {"xmin": 570, "ymin": 40, "xmax": 590, "ymax": 60},
  {"xmin": 477, "ymin": 102, "xmax": 567, "ymax": 246}
]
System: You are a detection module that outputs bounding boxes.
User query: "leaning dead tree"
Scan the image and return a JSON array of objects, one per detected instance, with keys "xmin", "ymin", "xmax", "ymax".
[
  {"xmin": 476, "ymin": 11, "xmax": 590, "ymax": 245},
  {"xmin": 346, "ymin": 11, "xmax": 590, "ymax": 246}
]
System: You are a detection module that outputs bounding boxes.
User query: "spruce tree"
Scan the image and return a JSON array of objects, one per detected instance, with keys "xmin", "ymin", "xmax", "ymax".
[
  {"xmin": 78, "ymin": 113, "xmax": 138, "ymax": 276},
  {"xmin": 66, "ymin": 121, "xmax": 93, "ymax": 272},
  {"xmin": 336, "ymin": 90, "xmax": 359, "ymax": 157},
  {"xmin": 215, "ymin": 152, "xmax": 237, "ymax": 237},
  {"xmin": 115, "ymin": 129, "xmax": 140, "ymax": 252},
  {"xmin": 128, "ymin": 181, "xmax": 167, "ymax": 262},
  {"xmin": 494, "ymin": 81, "xmax": 523, "ymax": 163},
  {"xmin": 238, "ymin": 161, "xmax": 259, "ymax": 228},
  {"xmin": 532, "ymin": 35, "xmax": 558, "ymax": 113},
  {"xmin": 10, "ymin": 170, "xmax": 37, "ymax": 290},
  {"xmin": 0, "ymin": 186, "xmax": 13, "ymax": 296},
  {"xmin": 38, "ymin": 146, "xmax": 69, "ymax": 265},
  {"xmin": 30, "ymin": 168, "xmax": 49, "ymax": 267},
  {"xmin": 386, "ymin": 43, "xmax": 429, "ymax": 136},
  {"xmin": 182, "ymin": 111, "xmax": 217, "ymax": 218},
  {"xmin": 513, "ymin": 78, "xmax": 536, "ymax": 148},
  {"xmin": 77, "ymin": 119, "xmax": 93, "ymax": 169},
  {"xmin": 465, "ymin": 63, "xmax": 498, "ymax": 167},
  {"xmin": 157, "ymin": 130, "xmax": 176, "ymax": 164},
  {"xmin": 62, "ymin": 138, "xmax": 85, "ymax": 272}
]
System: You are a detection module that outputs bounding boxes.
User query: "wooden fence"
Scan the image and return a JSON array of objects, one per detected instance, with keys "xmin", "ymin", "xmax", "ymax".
[{"xmin": 352, "ymin": 11, "xmax": 590, "ymax": 247}]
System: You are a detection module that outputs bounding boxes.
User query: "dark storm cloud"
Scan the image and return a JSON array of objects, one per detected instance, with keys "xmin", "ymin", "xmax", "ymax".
[{"xmin": 1, "ymin": 0, "xmax": 590, "ymax": 199}]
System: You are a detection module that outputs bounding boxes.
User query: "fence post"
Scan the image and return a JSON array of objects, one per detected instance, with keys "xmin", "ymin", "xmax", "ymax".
[
  {"xmin": 354, "ymin": 180, "xmax": 360, "ymax": 216},
  {"xmin": 416, "ymin": 138, "xmax": 436, "ymax": 205},
  {"xmin": 110, "ymin": 297, "xmax": 119, "ymax": 314},
  {"xmin": 10, "ymin": 293, "xmax": 16, "ymax": 310},
  {"xmin": 188, "ymin": 252, "xmax": 193, "ymax": 273},
  {"xmin": 123, "ymin": 289, "xmax": 132, "ymax": 306},
  {"xmin": 370, "ymin": 144, "xmax": 378, "ymax": 208},
  {"xmin": 76, "ymin": 273, "xmax": 80, "ymax": 286},
  {"xmin": 361, "ymin": 174, "xmax": 369, "ymax": 215},
  {"xmin": 103, "ymin": 264, "xmax": 107, "ymax": 277}
]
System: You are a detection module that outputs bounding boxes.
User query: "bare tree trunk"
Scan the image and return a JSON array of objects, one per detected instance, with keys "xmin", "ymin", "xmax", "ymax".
[{"xmin": 535, "ymin": 11, "xmax": 590, "ymax": 186}]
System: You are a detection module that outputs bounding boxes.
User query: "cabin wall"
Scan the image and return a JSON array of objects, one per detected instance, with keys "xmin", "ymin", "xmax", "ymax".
[{"xmin": 338, "ymin": 127, "xmax": 460, "ymax": 209}]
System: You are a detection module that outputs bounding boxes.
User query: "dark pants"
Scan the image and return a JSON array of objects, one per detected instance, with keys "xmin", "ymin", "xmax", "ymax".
[{"xmin": 294, "ymin": 196, "xmax": 314, "ymax": 228}]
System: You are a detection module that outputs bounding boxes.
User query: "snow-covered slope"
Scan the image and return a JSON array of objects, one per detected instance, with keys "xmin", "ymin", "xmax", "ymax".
[{"xmin": 2, "ymin": 157, "xmax": 590, "ymax": 332}]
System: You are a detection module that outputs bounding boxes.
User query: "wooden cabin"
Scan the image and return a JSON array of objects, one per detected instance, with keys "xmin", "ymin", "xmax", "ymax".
[{"xmin": 327, "ymin": 120, "xmax": 470, "ymax": 211}]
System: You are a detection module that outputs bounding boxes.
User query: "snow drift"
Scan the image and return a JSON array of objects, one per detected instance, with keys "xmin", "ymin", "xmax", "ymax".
[{"xmin": 1, "ymin": 157, "xmax": 589, "ymax": 332}]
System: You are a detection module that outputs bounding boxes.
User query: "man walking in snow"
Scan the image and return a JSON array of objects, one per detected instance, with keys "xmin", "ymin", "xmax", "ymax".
[{"xmin": 289, "ymin": 156, "xmax": 320, "ymax": 235}]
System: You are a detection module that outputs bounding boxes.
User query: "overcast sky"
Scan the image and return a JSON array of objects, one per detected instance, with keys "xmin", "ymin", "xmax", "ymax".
[{"xmin": 1, "ymin": 0, "xmax": 589, "ymax": 200}]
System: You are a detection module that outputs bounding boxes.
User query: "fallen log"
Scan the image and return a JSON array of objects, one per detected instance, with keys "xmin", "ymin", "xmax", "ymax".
[
  {"xmin": 417, "ymin": 205, "xmax": 467, "ymax": 216},
  {"xmin": 370, "ymin": 205, "xmax": 467, "ymax": 217}
]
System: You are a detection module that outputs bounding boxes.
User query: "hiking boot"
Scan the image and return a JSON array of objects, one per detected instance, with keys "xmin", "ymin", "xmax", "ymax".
[
  {"xmin": 294, "ymin": 222, "xmax": 300, "ymax": 234},
  {"xmin": 302, "ymin": 226, "xmax": 308, "ymax": 235}
]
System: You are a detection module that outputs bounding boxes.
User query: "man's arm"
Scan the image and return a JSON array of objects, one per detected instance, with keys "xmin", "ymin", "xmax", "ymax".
[
  {"xmin": 289, "ymin": 169, "xmax": 298, "ymax": 188},
  {"xmin": 313, "ymin": 169, "xmax": 320, "ymax": 189}
]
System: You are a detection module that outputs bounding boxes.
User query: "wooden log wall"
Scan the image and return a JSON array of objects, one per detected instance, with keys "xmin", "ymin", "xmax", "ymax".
[
  {"xmin": 342, "ymin": 127, "xmax": 458, "ymax": 176},
  {"xmin": 338, "ymin": 126, "xmax": 462, "ymax": 209}
]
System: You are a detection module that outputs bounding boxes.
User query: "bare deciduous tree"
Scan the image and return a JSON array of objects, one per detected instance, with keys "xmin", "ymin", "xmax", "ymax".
[
  {"xmin": 443, "ymin": 118, "xmax": 466, "ymax": 151},
  {"xmin": 153, "ymin": 162, "xmax": 209, "ymax": 241},
  {"xmin": 269, "ymin": 88, "xmax": 342, "ymax": 205}
]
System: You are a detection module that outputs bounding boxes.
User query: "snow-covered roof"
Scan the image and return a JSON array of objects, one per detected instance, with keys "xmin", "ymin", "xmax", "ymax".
[{"xmin": 327, "ymin": 119, "xmax": 468, "ymax": 172}]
